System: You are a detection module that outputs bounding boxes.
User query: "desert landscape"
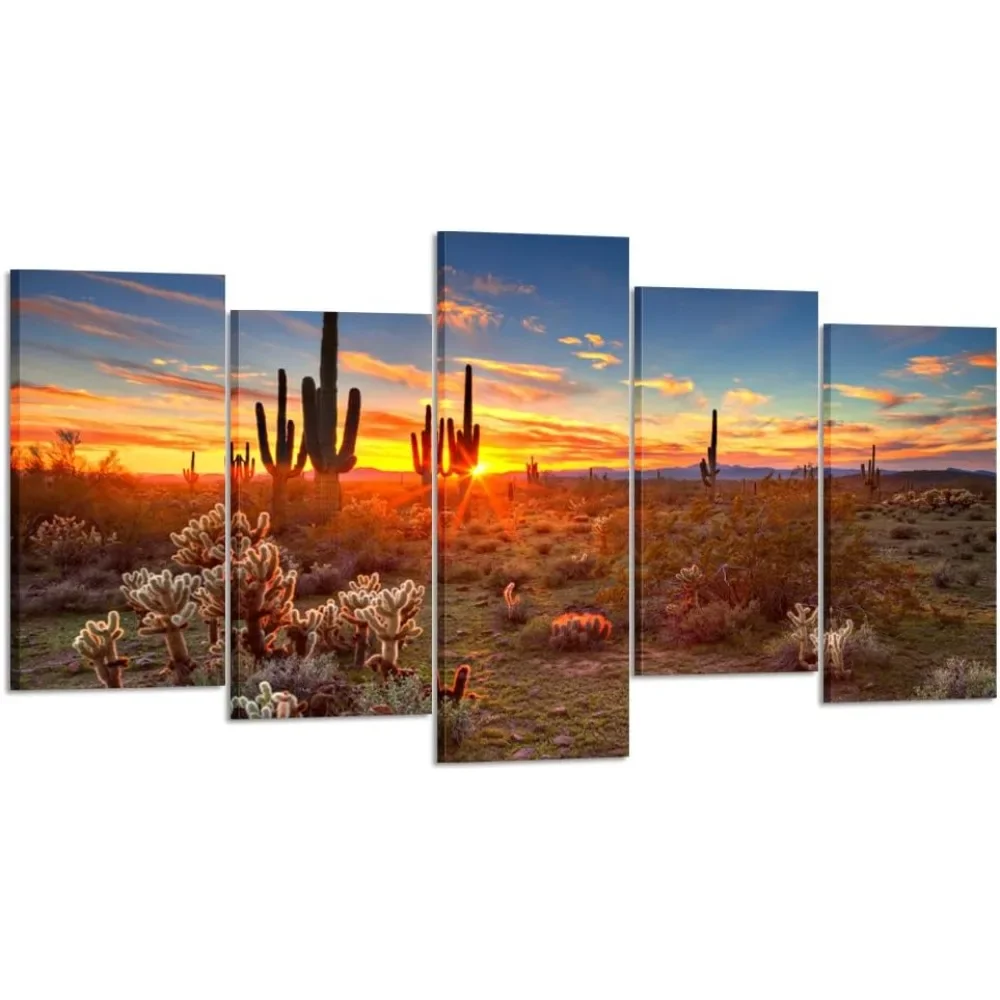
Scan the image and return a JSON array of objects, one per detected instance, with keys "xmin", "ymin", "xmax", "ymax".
[
  {"xmin": 10, "ymin": 270, "xmax": 227, "ymax": 690},
  {"xmin": 228, "ymin": 310, "xmax": 433, "ymax": 718},
  {"xmin": 436, "ymin": 231, "xmax": 630, "ymax": 762},
  {"xmin": 634, "ymin": 287, "xmax": 820, "ymax": 675},
  {"xmin": 824, "ymin": 324, "xmax": 997, "ymax": 702}
]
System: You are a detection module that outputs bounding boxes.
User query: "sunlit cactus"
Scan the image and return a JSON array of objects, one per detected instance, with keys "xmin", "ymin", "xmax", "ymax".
[
  {"xmin": 121, "ymin": 568, "xmax": 199, "ymax": 684},
  {"xmin": 72, "ymin": 610, "xmax": 128, "ymax": 688},
  {"xmin": 437, "ymin": 664, "xmax": 471, "ymax": 704},
  {"xmin": 503, "ymin": 581, "xmax": 521, "ymax": 620},
  {"xmin": 337, "ymin": 573, "xmax": 383, "ymax": 668},
  {"xmin": 550, "ymin": 610, "xmax": 613, "ymax": 650},
  {"xmin": 231, "ymin": 679, "xmax": 304, "ymax": 720},
  {"xmin": 312, "ymin": 599, "xmax": 354, "ymax": 656},
  {"xmin": 447, "ymin": 364, "xmax": 480, "ymax": 489},
  {"xmin": 192, "ymin": 564, "xmax": 227, "ymax": 647},
  {"xmin": 354, "ymin": 579, "xmax": 425, "ymax": 682},
  {"xmin": 675, "ymin": 564, "xmax": 705, "ymax": 607},
  {"xmin": 301, "ymin": 311, "xmax": 362, "ymax": 516},
  {"xmin": 823, "ymin": 618, "xmax": 855, "ymax": 679},
  {"xmin": 786, "ymin": 603, "xmax": 819, "ymax": 669},
  {"xmin": 182, "ymin": 451, "xmax": 199, "ymax": 490},
  {"xmin": 255, "ymin": 368, "xmax": 308, "ymax": 527},
  {"xmin": 284, "ymin": 606, "xmax": 321, "ymax": 659},
  {"xmin": 233, "ymin": 539, "xmax": 297, "ymax": 661},
  {"xmin": 700, "ymin": 409, "xmax": 719, "ymax": 491}
]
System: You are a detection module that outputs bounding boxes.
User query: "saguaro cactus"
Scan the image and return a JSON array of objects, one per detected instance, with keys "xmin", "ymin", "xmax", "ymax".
[
  {"xmin": 255, "ymin": 369, "xmax": 308, "ymax": 527},
  {"xmin": 526, "ymin": 457, "xmax": 540, "ymax": 484},
  {"xmin": 301, "ymin": 312, "xmax": 362, "ymax": 516},
  {"xmin": 861, "ymin": 444, "xmax": 880, "ymax": 496},
  {"xmin": 410, "ymin": 404, "xmax": 445, "ymax": 486},
  {"xmin": 447, "ymin": 364, "xmax": 480, "ymax": 482},
  {"xmin": 700, "ymin": 409, "xmax": 719, "ymax": 491},
  {"xmin": 182, "ymin": 451, "xmax": 199, "ymax": 491}
]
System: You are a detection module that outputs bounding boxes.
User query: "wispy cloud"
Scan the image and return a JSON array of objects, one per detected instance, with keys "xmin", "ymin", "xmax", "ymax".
[
  {"xmin": 471, "ymin": 273, "xmax": 536, "ymax": 296},
  {"xmin": 904, "ymin": 355, "xmax": 953, "ymax": 377},
  {"xmin": 82, "ymin": 272, "xmax": 224, "ymax": 311},
  {"xmin": 724, "ymin": 387, "xmax": 771, "ymax": 406},
  {"xmin": 521, "ymin": 316, "xmax": 546, "ymax": 334},
  {"xmin": 437, "ymin": 290, "xmax": 502, "ymax": 333},
  {"xmin": 575, "ymin": 351, "xmax": 622, "ymax": 371},
  {"xmin": 827, "ymin": 383, "xmax": 924, "ymax": 409},
  {"xmin": 584, "ymin": 332, "xmax": 605, "ymax": 347},
  {"xmin": 968, "ymin": 351, "xmax": 997, "ymax": 368},
  {"xmin": 95, "ymin": 360, "xmax": 225, "ymax": 400},
  {"xmin": 455, "ymin": 357, "xmax": 564, "ymax": 383},
  {"xmin": 558, "ymin": 336, "xmax": 582, "ymax": 345},
  {"xmin": 339, "ymin": 351, "xmax": 430, "ymax": 390},
  {"xmin": 16, "ymin": 295, "xmax": 177, "ymax": 346},
  {"xmin": 634, "ymin": 374, "xmax": 695, "ymax": 396}
]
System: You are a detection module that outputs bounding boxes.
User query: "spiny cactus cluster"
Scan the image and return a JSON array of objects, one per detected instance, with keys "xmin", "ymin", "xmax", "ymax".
[
  {"xmin": 354, "ymin": 580, "xmax": 426, "ymax": 682},
  {"xmin": 818, "ymin": 618, "xmax": 855, "ymax": 679},
  {"xmin": 675, "ymin": 564, "xmax": 706, "ymax": 608},
  {"xmin": 31, "ymin": 514, "xmax": 116, "ymax": 567},
  {"xmin": 550, "ymin": 610, "xmax": 613, "ymax": 650},
  {"xmin": 786, "ymin": 603, "xmax": 819, "ymax": 669},
  {"xmin": 881, "ymin": 487, "xmax": 980, "ymax": 512},
  {"xmin": 231, "ymin": 680, "xmax": 306, "ymax": 719},
  {"xmin": 72, "ymin": 610, "xmax": 128, "ymax": 688}
]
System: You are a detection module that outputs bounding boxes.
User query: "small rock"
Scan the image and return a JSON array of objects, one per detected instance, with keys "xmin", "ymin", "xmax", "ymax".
[
  {"xmin": 511, "ymin": 747, "xmax": 536, "ymax": 760},
  {"xmin": 455, "ymin": 629, "xmax": 468, "ymax": 638},
  {"xmin": 550, "ymin": 706, "xmax": 568, "ymax": 716},
  {"xmin": 552, "ymin": 734, "xmax": 574, "ymax": 747}
]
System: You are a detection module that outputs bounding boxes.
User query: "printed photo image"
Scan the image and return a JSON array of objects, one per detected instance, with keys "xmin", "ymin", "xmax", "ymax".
[
  {"xmin": 824, "ymin": 323, "xmax": 996, "ymax": 702},
  {"xmin": 10, "ymin": 270, "xmax": 226, "ymax": 690},
  {"xmin": 634, "ymin": 287, "xmax": 819, "ymax": 675},
  {"xmin": 228, "ymin": 310, "xmax": 433, "ymax": 719},
  {"xmin": 436, "ymin": 231, "xmax": 630, "ymax": 762}
]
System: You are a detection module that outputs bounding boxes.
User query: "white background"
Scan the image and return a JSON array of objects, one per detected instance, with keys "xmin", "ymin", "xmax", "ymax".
[{"xmin": 1, "ymin": 2, "xmax": 997, "ymax": 998}]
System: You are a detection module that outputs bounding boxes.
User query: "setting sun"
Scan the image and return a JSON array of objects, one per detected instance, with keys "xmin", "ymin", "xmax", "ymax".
[{"xmin": 472, "ymin": 463, "xmax": 487, "ymax": 477}]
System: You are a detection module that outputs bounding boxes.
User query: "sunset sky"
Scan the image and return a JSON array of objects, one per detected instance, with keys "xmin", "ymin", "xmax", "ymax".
[
  {"xmin": 232, "ymin": 311, "xmax": 432, "ymax": 473},
  {"xmin": 11, "ymin": 270, "xmax": 225, "ymax": 475},
  {"xmin": 437, "ymin": 231, "xmax": 630, "ymax": 473},
  {"xmin": 825, "ymin": 324, "xmax": 997, "ymax": 471},
  {"xmin": 636, "ymin": 287, "xmax": 818, "ymax": 470}
]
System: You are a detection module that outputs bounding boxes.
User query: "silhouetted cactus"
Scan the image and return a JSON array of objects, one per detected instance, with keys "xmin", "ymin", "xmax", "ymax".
[
  {"xmin": 700, "ymin": 409, "xmax": 719, "ymax": 491},
  {"xmin": 526, "ymin": 456, "xmax": 540, "ymax": 484},
  {"xmin": 301, "ymin": 312, "xmax": 362, "ymax": 516},
  {"xmin": 410, "ymin": 404, "xmax": 445, "ymax": 486},
  {"xmin": 255, "ymin": 368, "xmax": 308, "ymax": 528},
  {"xmin": 182, "ymin": 451, "xmax": 199, "ymax": 491},
  {"xmin": 447, "ymin": 364, "xmax": 480, "ymax": 489},
  {"xmin": 861, "ymin": 444, "xmax": 880, "ymax": 496}
]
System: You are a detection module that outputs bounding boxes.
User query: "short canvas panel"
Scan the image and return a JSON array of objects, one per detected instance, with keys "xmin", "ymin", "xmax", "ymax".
[
  {"xmin": 823, "ymin": 323, "xmax": 997, "ymax": 702},
  {"xmin": 436, "ymin": 232, "xmax": 630, "ymax": 762},
  {"xmin": 9, "ymin": 270, "xmax": 226, "ymax": 690},
  {"xmin": 634, "ymin": 287, "xmax": 820, "ymax": 675},
  {"xmin": 228, "ymin": 310, "xmax": 433, "ymax": 719}
]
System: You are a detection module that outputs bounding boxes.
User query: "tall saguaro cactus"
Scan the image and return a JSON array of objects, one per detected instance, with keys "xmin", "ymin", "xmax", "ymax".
[
  {"xmin": 447, "ymin": 364, "xmax": 480, "ymax": 497},
  {"xmin": 255, "ymin": 369, "xmax": 307, "ymax": 527},
  {"xmin": 182, "ymin": 451, "xmax": 199, "ymax": 491},
  {"xmin": 301, "ymin": 312, "xmax": 362, "ymax": 516},
  {"xmin": 700, "ymin": 408, "xmax": 719, "ymax": 492},
  {"xmin": 526, "ymin": 457, "xmax": 540, "ymax": 484},
  {"xmin": 410, "ymin": 404, "xmax": 445, "ymax": 486},
  {"xmin": 861, "ymin": 444, "xmax": 880, "ymax": 496}
]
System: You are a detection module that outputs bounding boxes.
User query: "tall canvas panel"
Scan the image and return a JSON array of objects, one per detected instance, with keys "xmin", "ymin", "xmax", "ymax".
[
  {"xmin": 228, "ymin": 310, "xmax": 433, "ymax": 718},
  {"xmin": 634, "ymin": 287, "xmax": 819, "ymax": 675},
  {"xmin": 10, "ymin": 270, "xmax": 226, "ymax": 690},
  {"xmin": 436, "ymin": 232, "xmax": 630, "ymax": 762},
  {"xmin": 823, "ymin": 323, "xmax": 997, "ymax": 702}
]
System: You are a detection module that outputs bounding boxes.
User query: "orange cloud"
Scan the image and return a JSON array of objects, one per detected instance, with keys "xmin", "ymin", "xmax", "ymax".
[
  {"xmin": 339, "ymin": 351, "xmax": 431, "ymax": 391},
  {"xmin": 455, "ymin": 357, "xmax": 564, "ymax": 383},
  {"xmin": 471, "ymin": 273, "xmax": 536, "ymax": 296},
  {"xmin": 558, "ymin": 336, "xmax": 582, "ymax": 345},
  {"xmin": 95, "ymin": 362, "xmax": 225, "ymax": 400},
  {"xmin": 81, "ymin": 272, "xmax": 224, "ymax": 311},
  {"xmin": 12, "ymin": 381, "xmax": 116, "ymax": 406},
  {"xmin": 968, "ymin": 352, "xmax": 996, "ymax": 368},
  {"xmin": 905, "ymin": 355, "xmax": 952, "ymax": 377},
  {"xmin": 521, "ymin": 316, "xmax": 546, "ymax": 334},
  {"xmin": 15, "ymin": 296, "xmax": 176, "ymax": 346},
  {"xmin": 827, "ymin": 383, "xmax": 924, "ymax": 409},
  {"xmin": 437, "ymin": 293, "xmax": 502, "ymax": 333},
  {"xmin": 724, "ymin": 387, "xmax": 771, "ymax": 406},
  {"xmin": 634, "ymin": 375, "xmax": 695, "ymax": 396},
  {"xmin": 584, "ymin": 333, "xmax": 605, "ymax": 347},
  {"xmin": 575, "ymin": 351, "xmax": 623, "ymax": 370}
]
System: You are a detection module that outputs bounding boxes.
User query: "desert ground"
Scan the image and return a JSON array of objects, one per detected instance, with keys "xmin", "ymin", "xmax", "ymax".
[
  {"xmin": 437, "ymin": 472, "xmax": 630, "ymax": 763},
  {"xmin": 11, "ymin": 447, "xmax": 226, "ymax": 690},
  {"xmin": 824, "ymin": 472, "xmax": 997, "ymax": 702},
  {"xmin": 635, "ymin": 472, "xmax": 819, "ymax": 675}
]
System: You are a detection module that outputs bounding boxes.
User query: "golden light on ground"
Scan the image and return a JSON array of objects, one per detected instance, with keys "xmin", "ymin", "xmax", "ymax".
[{"xmin": 472, "ymin": 463, "xmax": 488, "ymax": 477}]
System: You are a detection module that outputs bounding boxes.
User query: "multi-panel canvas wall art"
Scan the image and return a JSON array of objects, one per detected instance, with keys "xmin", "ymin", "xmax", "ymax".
[
  {"xmin": 634, "ymin": 287, "xmax": 819, "ymax": 675},
  {"xmin": 436, "ymin": 232, "xmax": 630, "ymax": 762},
  {"xmin": 823, "ymin": 323, "xmax": 997, "ymax": 702},
  {"xmin": 228, "ymin": 310, "xmax": 433, "ymax": 718},
  {"xmin": 9, "ymin": 270, "xmax": 226, "ymax": 690}
]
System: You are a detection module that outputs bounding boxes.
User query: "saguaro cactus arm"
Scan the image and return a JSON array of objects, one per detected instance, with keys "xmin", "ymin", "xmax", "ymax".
[
  {"xmin": 256, "ymin": 369, "xmax": 308, "ymax": 479},
  {"xmin": 699, "ymin": 409, "xmax": 719, "ymax": 489}
]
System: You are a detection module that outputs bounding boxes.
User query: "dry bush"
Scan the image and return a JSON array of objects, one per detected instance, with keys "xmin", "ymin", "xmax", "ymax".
[
  {"xmin": 914, "ymin": 657, "xmax": 996, "ymax": 700},
  {"xmin": 890, "ymin": 525, "xmax": 920, "ymax": 540},
  {"xmin": 485, "ymin": 559, "xmax": 533, "ymax": 589}
]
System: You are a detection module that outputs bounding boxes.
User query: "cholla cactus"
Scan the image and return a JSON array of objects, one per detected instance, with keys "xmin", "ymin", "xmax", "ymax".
[
  {"xmin": 234, "ymin": 539, "xmax": 297, "ymax": 661},
  {"xmin": 823, "ymin": 618, "xmax": 855, "ymax": 679},
  {"xmin": 231, "ymin": 679, "xmax": 303, "ymax": 719},
  {"xmin": 122, "ymin": 569, "xmax": 199, "ymax": 683},
  {"xmin": 338, "ymin": 572, "xmax": 383, "ymax": 668},
  {"xmin": 591, "ymin": 513, "xmax": 612, "ymax": 554},
  {"xmin": 675, "ymin": 564, "xmax": 705, "ymax": 607},
  {"xmin": 312, "ymin": 600, "xmax": 354, "ymax": 655},
  {"xmin": 72, "ymin": 610, "xmax": 129, "ymax": 688},
  {"xmin": 170, "ymin": 504, "xmax": 270, "ymax": 572},
  {"xmin": 503, "ymin": 581, "xmax": 521, "ymax": 620},
  {"xmin": 192, "ymin": 564, "xmax": 226, "ymax": 647},
  {"xmin": 31, "ymin": 514, "xmax": 114, "ymax": 567},
  {"xmin": 786, "ymin": 603, "xmax": 819, "ymax": 669},
  {"xmin": 355, "ymin": 579, "xmax": 425, "ymax": 681},
  {"xmin": 284, "ymin": 606, "xmax": 321, "ymax": 659},
  {"xmin": 551, "ymin": 611, "xmax": 613, "ymax": 650}
]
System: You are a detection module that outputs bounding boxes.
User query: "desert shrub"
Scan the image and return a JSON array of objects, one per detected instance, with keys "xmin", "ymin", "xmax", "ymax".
[
  {"xmin": 353, "ymin": 544, "xmax": 402, "ymax": 577},
  {"xmin": 963, "ymin": 568, "xmax": 981, "ymax": 587},
  {"xmin": 668, "ymin": 600, "xmax": 763, "ymax": 646},
  {"xmin": 20, "ymin": 579, "xmax": 120, "ymax": 616},
  {"xmin": 532, "ymin": 521, "xmax": 555, "ymax": 535},
  {"xmin": 447, "ymin": 562, "xmax": 484, "ymax": 584},
  {"xmin": 958, "ymin": 551, "xmax": 974, "ymax": 561},
  {"xmin": 451, "ymin": 536, "xmax": 470, "ymax": 552},
  {"xmin": 968, "ymin": 507, "xmax": 986, "ymax": 521},
  {"xmin": 356, "ymin": 674, "xmax": 431, "ymax": 715},
  {"xmin": 486, "ymin": 559, "xmax": 533, "ymax": 589},
  {"xmin": 438, "ymin": 697, "xmax": 479, "ymax": 749},
  {"xmin": 858, "ymin": 511, "xmax": 873, "ymax": 520},
  {"xmin": 515, "ymin": 616, "xmax": 555, "ymax": 652},
  {"xmin": 909, "ymin": 543, "xmax": 938, "ymax": 556},
  {"xmin": 464, "ymin": 520, "xmax": 487, "ymax": 537},
  {"xmin": 932, "ymin": 563, "xmax": 954, "ymax": 588},
  {"xmin": 960, "ymin": 532, "xmax": 974, "ymax": 544},
  {"xmin": 400, "ymin": 505, "xmax": 432, "ymax": 541},
  {"xmin": 890, "ymin": 525, "xmax": 920, "ymax": 540},
  {"xmin": 295, "ymin": 561, "xmax": 351, "ymax": 598},
  {"xmin": 914, "ymin": 657, "xmax": 996, "ymax": 700},
  {"xmin": 542, "ymin": 552, "xmax": 596, "ymax": 589},
  {"xmin": 474, "ymin": 539, "xmax": 499, "ymax": 554},
  {"xmin": 535, "ymin": 541, "xmax": 553, "ymax": 556},
  {"xmin": 841, "ymin": 620, "xmax": 891, "ymax": 673},
  {"xmin": 246, "ymin": 653, "xmax": 352, "ymax": 706},
  {"xmin": 971, "ymin": 541, "xmax": 989, "ymax": 553},
  {"xmin": 30, "ymin": 514, "xmax": 115, "ymax": 568}
]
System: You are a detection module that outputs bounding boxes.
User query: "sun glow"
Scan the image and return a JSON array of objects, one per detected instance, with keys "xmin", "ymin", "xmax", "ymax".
[{"xmin": 472, "ymin": 463, "xmax": 488, "ymax": 477}]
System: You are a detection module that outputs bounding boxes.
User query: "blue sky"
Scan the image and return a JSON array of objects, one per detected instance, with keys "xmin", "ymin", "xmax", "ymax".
[{"xmin": 437, "ymin": 231, "xmax": 630, "ymax": 470}]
